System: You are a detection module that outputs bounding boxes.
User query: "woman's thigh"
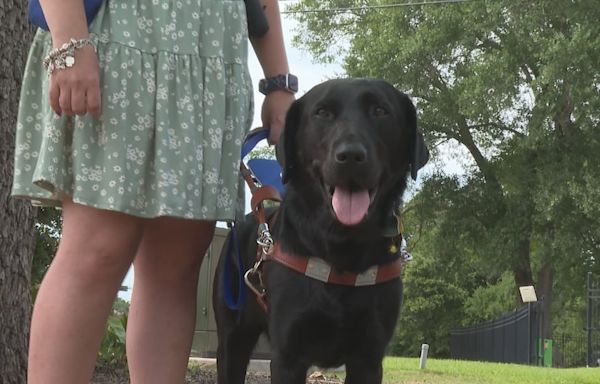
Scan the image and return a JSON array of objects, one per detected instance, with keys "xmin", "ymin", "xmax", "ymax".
[
  {"xmin": 54, "ymin": 198, "xmax": 145, "ymax": 280},
  {"xmin": 133, "ymin": 217, "xmax": 216, "ymax": 281}
]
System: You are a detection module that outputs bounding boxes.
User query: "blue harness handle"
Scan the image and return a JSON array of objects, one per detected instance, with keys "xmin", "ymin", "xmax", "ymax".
[
  {"xmin": 241, "ymin": 128, "xmax": 285, "ymax": 196},
  {"xmin": 241, "ymin": 127, "xmax": 270, "ymax": 159},
  {"xmin": 223, "ymin": 225, "xmax": 246, "ymax": 310}
]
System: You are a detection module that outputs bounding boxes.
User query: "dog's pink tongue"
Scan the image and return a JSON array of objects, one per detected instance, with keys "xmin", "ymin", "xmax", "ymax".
[{"xmin": 332, "ymin": 187, "xmax": 370, "ymax": 226}]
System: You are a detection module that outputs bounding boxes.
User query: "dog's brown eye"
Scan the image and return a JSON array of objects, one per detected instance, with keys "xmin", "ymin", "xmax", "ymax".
[
  {"xmin": 315, "ymin": 107, "xmax": 334, "ymax": 120},
  {"xmin": 372, "ymin": 106, "xmax": 389, "ymax": 117}
]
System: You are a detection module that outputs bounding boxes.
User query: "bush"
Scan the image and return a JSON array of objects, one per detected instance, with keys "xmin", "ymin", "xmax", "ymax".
[{"xmin": 97, "ymin": 298, "xmax": 129, "ymax": 370}]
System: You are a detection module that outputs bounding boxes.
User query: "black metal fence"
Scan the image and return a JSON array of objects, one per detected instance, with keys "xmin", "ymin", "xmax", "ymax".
[
  {"xmin": 586, "ymin": 272, "xmax": 600, "ymax": 367},
  {"xmin": 552, "ymin": 333, "xmax": 600, "ymax": 368},
  {"xmin": 449, "ymin": 304, "xmax": 540, "ymax": 365},
  {"xmin": 450, "ymin": 273, "xmax": 600, "ymax": 368}
]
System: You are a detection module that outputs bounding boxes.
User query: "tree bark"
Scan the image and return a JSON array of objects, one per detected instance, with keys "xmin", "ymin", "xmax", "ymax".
[
  {"xmin": 0, "ymin": 1, "xmax": 36, "ymax": 383},
  {"xmin": 513, "ymin": 238, "xmax": 534, "ymax": 305},
  {"xmin": 537, "ymin": 259, "xmax": 554, "ymax": 340}
]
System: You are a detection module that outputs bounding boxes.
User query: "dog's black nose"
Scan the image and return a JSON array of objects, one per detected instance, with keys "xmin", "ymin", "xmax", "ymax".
[{"xmin": 335, "ymin": 142, "xmax": 367, "ymax": 164}]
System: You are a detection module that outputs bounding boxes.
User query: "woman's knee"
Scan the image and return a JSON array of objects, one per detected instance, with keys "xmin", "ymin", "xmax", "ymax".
[{"xmin": 57, "ymin": 199, "xmax": 145, "ymax": 280}]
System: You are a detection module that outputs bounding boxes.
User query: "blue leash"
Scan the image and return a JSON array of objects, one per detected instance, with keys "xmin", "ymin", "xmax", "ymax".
[
  {"xmin": 223, "ymin": 128, "xmax": 280, "ymax": 311},
  {"xmin": 223, "ymin": 224, "xmax": 246, "ymax": 310}
]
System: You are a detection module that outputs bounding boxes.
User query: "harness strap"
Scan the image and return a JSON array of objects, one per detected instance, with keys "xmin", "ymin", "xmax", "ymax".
[
  {"xmin": 251, "ymin": 185, "xmax": 281, "ymax": 222},
  {"xmin": 268, "ymin": 243, "xmax": 404, "ymax": 286},
  {"xmin": 237, "ymin": 128, "xmax": 282, "ymax": 311}
]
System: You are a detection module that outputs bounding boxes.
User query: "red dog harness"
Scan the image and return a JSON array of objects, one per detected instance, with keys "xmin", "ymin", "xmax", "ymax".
[{"xmin": 268, "ymin": 243, "xmax": 404, "ymax": 286}]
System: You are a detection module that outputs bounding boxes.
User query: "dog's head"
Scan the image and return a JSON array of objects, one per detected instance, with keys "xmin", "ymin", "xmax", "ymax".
[{"xmin": 279, "ymin": 78, "xmax": 428, "ymax": 227}]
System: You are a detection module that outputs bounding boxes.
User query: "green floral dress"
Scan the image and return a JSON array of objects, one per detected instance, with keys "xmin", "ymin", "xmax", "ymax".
[{"xmin": 12, "ymin": 0, "xmax": 253, "ymax": 220}]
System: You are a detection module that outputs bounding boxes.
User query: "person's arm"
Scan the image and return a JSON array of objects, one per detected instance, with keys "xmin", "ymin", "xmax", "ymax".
[
  {"xmin": 40, "ymin": 0, "xmax": 88, "ymax": 45},
  {"xmin": 40, "ymin": 0, "xmax": 101, "ymax": 116},
  {"xmin": 250, "ymin": 0, "xmax": 295, "ymax": 145}
]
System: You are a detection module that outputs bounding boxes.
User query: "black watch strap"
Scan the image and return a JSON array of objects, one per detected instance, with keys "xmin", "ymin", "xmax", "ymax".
[{"xmin": 259, "ymin": 74, "xmax": 298, "ymax": 95}]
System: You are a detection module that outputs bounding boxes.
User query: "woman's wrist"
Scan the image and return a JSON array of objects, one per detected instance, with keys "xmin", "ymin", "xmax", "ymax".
[
  {"xmin": 44, "ymin": 37, "xmax": 96, "ymax": 74},
  {"xmin": 259, "ymin": 73, "xmax": 298, "ymax": 95},
  {"xmin": 51, "ymin": 30, "xmax": 91, "ymax": 48}
]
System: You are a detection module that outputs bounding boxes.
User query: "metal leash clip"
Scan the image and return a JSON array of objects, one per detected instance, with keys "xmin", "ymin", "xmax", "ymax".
[
  {"xmin": 244, "ymin": 268, "xmax": 265, "ymax": 298},
  {"xmin": 243, "ymin": 222, "xmax": 273, "ymax": 300},
  {"xmin": 257, "ymin": 222, "xmax": 274, "ymax": 256}
]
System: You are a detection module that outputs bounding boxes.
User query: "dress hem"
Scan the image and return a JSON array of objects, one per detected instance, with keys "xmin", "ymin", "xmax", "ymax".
[{"xmin": 10, "ymin": 192, "xmax": 238, "ymax": 222}]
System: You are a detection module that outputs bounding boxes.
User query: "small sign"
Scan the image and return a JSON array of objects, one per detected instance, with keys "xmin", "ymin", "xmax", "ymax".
[{"xmin": 519, "ymin": 285, "xmax": 538, "ymax": 303}]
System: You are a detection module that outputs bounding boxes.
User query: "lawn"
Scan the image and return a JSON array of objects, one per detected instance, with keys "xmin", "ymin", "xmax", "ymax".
[{"xmin": 382, "ymin": 357, "xmax": 599, "ymax": 384}]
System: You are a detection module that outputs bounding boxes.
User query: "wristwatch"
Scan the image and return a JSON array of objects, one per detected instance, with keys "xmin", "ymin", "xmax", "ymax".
[{"xmin": 259, "ymin": 73, "xmax": 298, "ymax": 95}]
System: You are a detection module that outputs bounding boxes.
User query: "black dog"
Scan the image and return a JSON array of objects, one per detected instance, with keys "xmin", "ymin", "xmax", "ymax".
[{"xmin": 213, "ymin": 78, "xmax": 429, "ymax": 384}]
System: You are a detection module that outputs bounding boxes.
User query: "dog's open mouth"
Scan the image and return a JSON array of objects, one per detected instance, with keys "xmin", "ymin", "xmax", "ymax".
[{"xmin": 326, "ymin": 185, "xmax": 377, "ymax": 226}]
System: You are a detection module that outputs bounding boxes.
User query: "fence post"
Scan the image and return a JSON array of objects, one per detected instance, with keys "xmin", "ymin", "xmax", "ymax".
[
  {"xmin": 419, "ymin": 344, "xmax": 429, "ymax": 369},
  {"xmin": 538, "ymin": 300, "xmax": 544, "ymax": 366},
  {"xmin": 527, "ymin": 302, "xmax": 532, "ymax": 365},
  {"xmin": 587, "ymin": 272, "xmax": 593, "ymax": 367}
]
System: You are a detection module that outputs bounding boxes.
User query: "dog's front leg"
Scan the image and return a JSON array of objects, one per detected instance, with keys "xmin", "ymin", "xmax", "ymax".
[
  {"xmin": 269, "ymin": 355, "xmax": 309, "ymax": 384},
  {"xmin": 344, "ymin": 358, "xmax": 383, "ymax": 384}
]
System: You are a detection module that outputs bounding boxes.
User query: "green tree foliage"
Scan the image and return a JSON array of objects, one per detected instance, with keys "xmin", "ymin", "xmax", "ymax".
[
  {"xmin": 32, "ymin": 207, "xmax": 61, "ymax": 299},
  {"xmin": 97, "ymin": 298, "xmax": 129, "ymax": 369},
  {"xmin": 289, "ymin": 0, "xmax": 600, "ymax": 356},
  {"xmin": 247, "ymin": 144, "xmax": 276, "ymax": 160},
  {"xmin": 391, "ymin": 256, "xmax": 467, "ymax": 357}
]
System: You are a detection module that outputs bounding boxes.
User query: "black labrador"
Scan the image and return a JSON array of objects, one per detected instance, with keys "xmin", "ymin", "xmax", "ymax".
[{"xmin": 213, "ymin": 78, "xmax": 429, "ymax": 384}]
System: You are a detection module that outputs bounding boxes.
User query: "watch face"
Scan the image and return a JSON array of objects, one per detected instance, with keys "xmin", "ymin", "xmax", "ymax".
[{"xmin": 287, "ymin": 75, "xmax": 298, "ymax": 92}]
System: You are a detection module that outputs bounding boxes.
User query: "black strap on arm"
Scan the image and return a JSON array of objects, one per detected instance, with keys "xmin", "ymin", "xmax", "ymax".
[{"xmin": 244, "ymin": 0, "xmax": 269, "ymax": 38}]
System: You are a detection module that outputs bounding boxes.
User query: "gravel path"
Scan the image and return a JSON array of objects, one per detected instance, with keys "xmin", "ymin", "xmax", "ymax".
[
  {"xmin": 91, "ymin": 368, "xmax": 270, "ymax": 384},
  {"xmin": 91, "ymin": 366, "xmax": 342, "ymax": 383}
]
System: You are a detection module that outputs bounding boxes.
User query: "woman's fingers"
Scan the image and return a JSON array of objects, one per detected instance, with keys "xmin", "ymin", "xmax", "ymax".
[
  {"xmin": 86, "ymin": 84, "xmax": 101, "ymax": 117},
  {"xmin": 58, "ymin": 85, "xmax": 73, "ymax": 116},
  {"xmin": 53, "ymin": 81, "xmax": 102, "ymax": 117},
  {"xmin": 49, "ymin": 76, "xmax": 61, "ymax": 116},
  {"xmin": 71, "ymin": 87, "xmax": 86, "ymax": 116}
]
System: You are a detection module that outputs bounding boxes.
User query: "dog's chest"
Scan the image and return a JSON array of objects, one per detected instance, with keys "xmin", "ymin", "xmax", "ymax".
[{"xmin": 266, "ymin": 266, "xmax": 402, "ymax": 365}]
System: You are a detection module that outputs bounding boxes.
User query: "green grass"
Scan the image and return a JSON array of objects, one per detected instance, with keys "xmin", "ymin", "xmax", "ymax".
[{"xmin": 382, "ymin": 357, "xmax": 599, "ymax": 384}]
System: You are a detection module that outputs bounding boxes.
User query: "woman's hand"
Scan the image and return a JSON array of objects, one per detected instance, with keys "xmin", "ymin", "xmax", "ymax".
[
  {"xmin": 261, "ymin": 90, "xmax": 295, "ymax": 145},
  {"xmin": 48, "ymin": 43, "xmax": 101, "ymax": 117},
  {"xmin": 40, "ymin": 0, "xmax": 99, "ymax": 116}
]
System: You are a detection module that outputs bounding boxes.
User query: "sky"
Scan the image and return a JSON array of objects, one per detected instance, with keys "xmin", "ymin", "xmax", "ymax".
[{"xmin": 118, "ymin": 11, "xmax": 342, "ymax": 301}]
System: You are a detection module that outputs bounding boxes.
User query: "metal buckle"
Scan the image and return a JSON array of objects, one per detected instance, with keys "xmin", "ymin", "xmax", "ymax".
[{"xmin": 257, "ymin": 223, "xmax": 274, "ymax": 256}]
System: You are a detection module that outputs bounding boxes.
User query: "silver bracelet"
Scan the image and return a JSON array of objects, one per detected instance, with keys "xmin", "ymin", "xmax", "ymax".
[{"xmin": 43, "ymin": 37, "xmax": 96, "ymax": 75}]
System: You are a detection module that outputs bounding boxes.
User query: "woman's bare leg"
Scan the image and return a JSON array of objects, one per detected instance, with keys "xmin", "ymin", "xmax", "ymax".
[
  {"xmin": 28, "ymin": 199, "xmax": 144, "ymax": 384},
  {"xmin": 126, "ymin": 217, "xmax": 215, "ymax": 384}
]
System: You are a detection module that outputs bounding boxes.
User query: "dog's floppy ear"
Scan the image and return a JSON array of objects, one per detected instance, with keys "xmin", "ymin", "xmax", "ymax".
[
  {"xmin": 276, "ymin": 98, "xmax": 303, "ymax": 184},
  {"xmin": 411, "ymin": 130, "xmax": 429, "ymax": 180},
  {"xmin": 401, "ymin": 93, "xmax": 429, "ymax": 180}
]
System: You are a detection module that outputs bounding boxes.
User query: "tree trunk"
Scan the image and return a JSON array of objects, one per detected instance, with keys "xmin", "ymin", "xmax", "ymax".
[
  {"xmin": 0, "ymin": 1, "xmax": 36, "ymax": 383},
  {"xmin": 537, "ymin": 259, "xmax": 554, "ymax": 340},
  {"xmin": 513, "ymin": 238, "xmax": 534, "ymax": 306}
]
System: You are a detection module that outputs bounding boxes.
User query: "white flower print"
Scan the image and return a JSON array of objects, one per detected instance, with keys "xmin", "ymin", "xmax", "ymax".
[
  {"xmin": 205, "ymin": 169, "xmax": 218, "ymax": 185},
  {"xmin": 156, "ymin": 86, "xmax": 168, "ymax": 100},
  {"xmin": 13, "ymin": 0, "xmax": 251, "ymax": 221}
]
